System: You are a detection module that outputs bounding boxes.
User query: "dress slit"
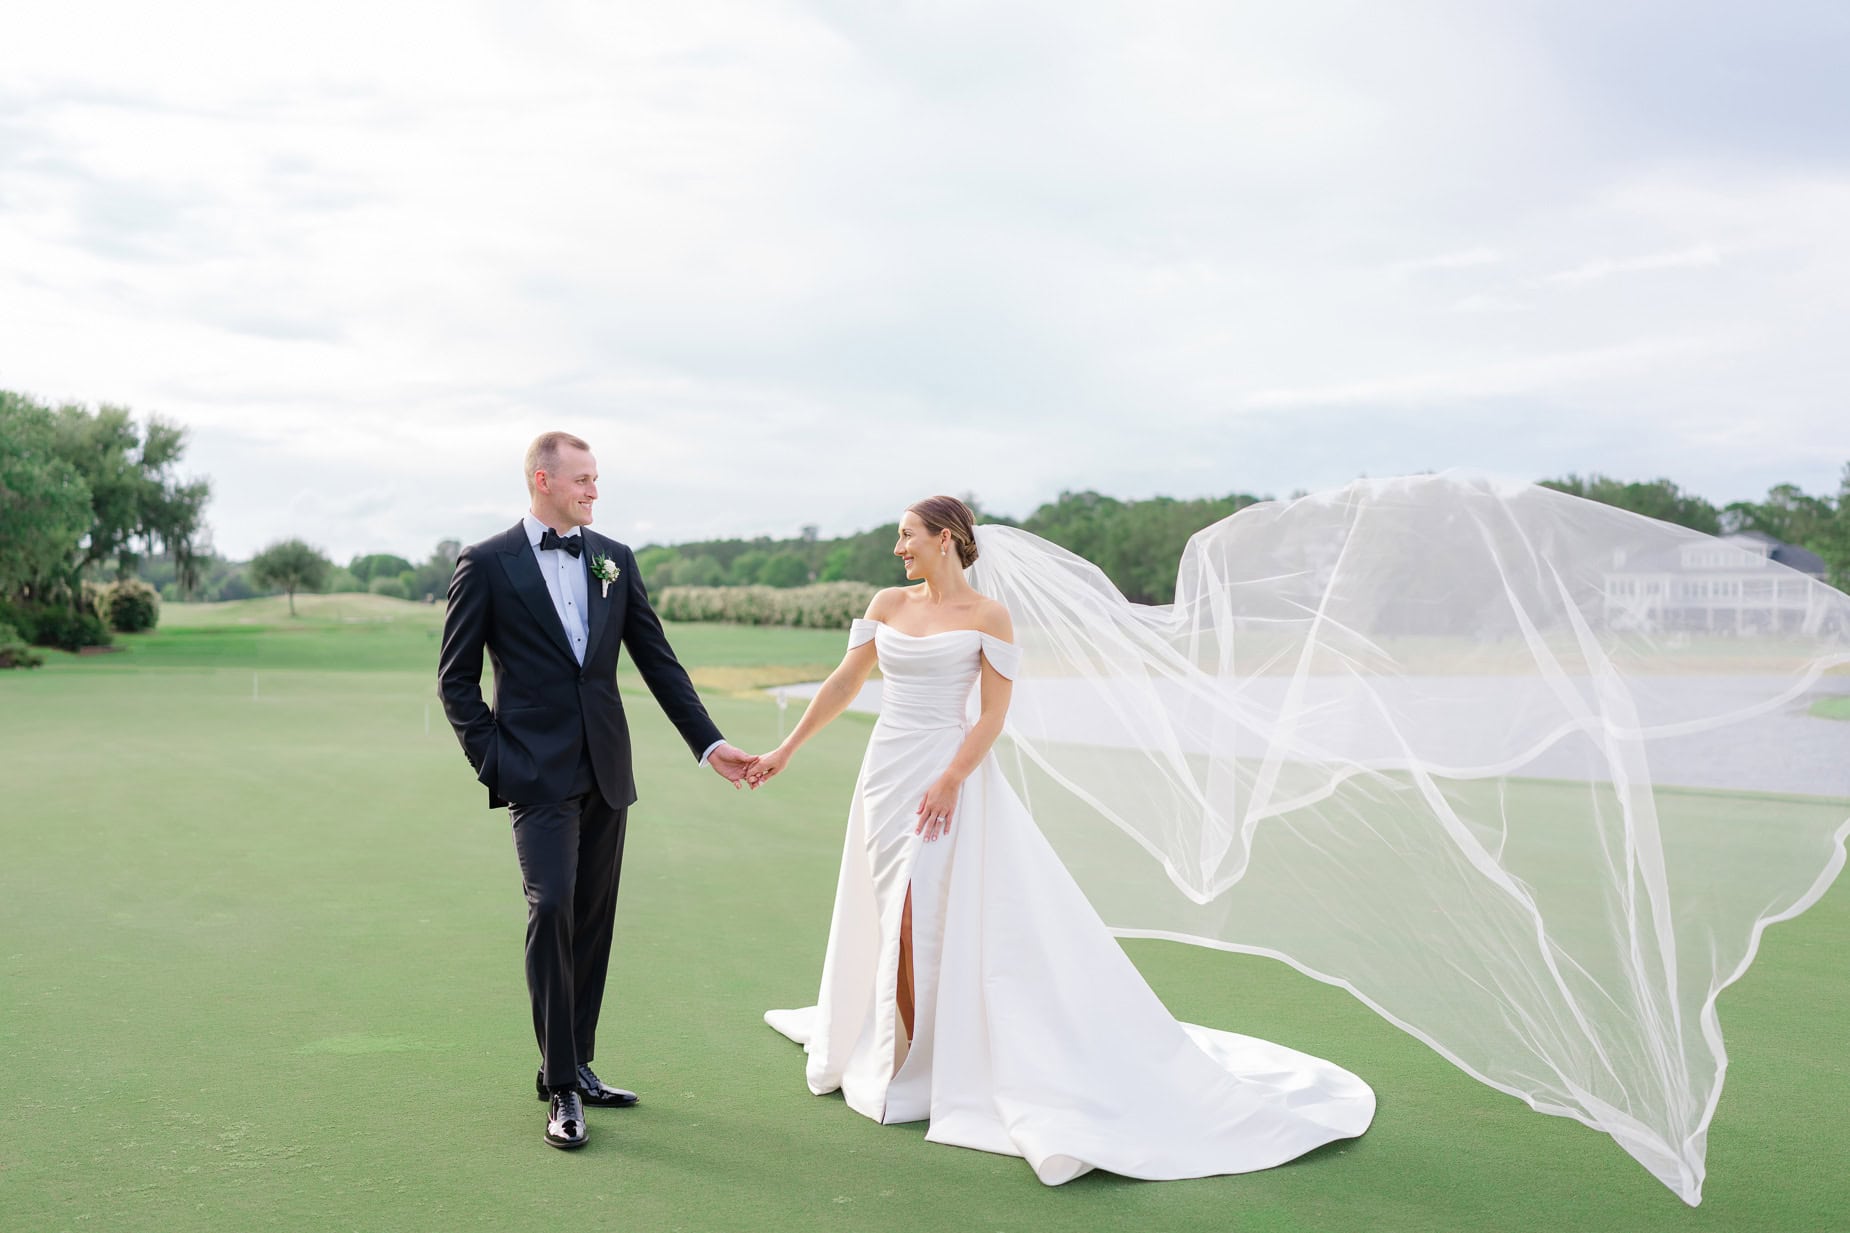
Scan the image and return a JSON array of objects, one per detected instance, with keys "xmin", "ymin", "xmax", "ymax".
[{"xmin": 895, "ymin": 884, "xmax": 916, "ymax": 1072}]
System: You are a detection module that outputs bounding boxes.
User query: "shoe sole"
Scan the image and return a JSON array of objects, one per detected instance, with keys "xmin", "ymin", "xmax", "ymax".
[{"xmin": 545, "ymin": 1129, "xmax": 588, "ymax": 1149}]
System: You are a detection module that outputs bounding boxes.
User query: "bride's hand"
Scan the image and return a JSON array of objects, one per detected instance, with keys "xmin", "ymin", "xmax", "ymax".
[
  {"xmin": 915, "ymin": 776, "xmax": 961, "ymax": 842},
  {"xmin": 747, "ymin": 746, "xmax": 791, "ymax": 789}
]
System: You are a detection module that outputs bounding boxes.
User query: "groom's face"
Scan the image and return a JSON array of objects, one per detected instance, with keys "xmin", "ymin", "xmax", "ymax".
[{"xmin": 535, "ymin": 445, "xmax": 599, "ymax": 529}]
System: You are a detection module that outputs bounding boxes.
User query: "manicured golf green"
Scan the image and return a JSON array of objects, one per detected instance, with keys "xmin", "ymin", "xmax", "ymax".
[{"xmin": 2, "ymin": 601, "xmax": 1844, "ymax": 1232}]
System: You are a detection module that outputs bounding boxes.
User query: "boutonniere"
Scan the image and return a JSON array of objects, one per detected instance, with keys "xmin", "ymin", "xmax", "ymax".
[{"xmin": 591, "ymin": 554, "xmax": 621, "ymax": 598}]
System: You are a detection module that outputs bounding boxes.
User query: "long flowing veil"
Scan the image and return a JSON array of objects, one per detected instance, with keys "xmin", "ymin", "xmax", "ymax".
[{"xmin": 966, "ymin": 471, "xmax": 1850, "ymax": 1205}]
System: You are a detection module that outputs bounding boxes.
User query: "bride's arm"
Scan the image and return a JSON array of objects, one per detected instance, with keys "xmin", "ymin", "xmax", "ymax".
[
  {"xmin": 766, "ymin": 644, "xmax": 877, "ymax": 758},
  {"xmin": 746, "ymin": 595, "xmax": 890, "ymax": 785},
  {"xmin": 915, "ymin": 605, "xmax": 1015, "ymax": 840}
]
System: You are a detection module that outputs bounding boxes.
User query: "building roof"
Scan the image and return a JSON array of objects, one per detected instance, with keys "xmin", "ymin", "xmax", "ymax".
[
  {"xmin": 1770, "ymin": 541, "xmax": 1828, "ymax": 576},
  {"xmin": 1606, "ymin": 530, "xmax": 1828, "ymax": 580}
]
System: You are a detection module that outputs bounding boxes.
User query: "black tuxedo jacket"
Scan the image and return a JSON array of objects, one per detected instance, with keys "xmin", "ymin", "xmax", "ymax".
[{"xmin": 437, "ymin": 522, "xmax": 722, "ymax": 810}]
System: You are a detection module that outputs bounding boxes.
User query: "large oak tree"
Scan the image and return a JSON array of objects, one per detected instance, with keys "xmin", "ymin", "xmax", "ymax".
[
  {"xmin": 0, "ymin": 393, "xmax": 92, "ymax": 596},
  {"xmin": 0, "ymin": 391, "xmax": 211, "ymax": 604}
]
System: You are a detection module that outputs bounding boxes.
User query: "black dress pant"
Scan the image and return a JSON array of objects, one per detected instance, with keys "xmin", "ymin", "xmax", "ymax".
[{"xmin": 508, "ymin": 760, "xmax": 628, "ymax": 1092}]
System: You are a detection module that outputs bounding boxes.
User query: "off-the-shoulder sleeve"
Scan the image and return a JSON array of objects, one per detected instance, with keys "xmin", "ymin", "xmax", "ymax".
[
  {"xmin": 847, "ymin": 618, "xmax": 879, "ymax": 650},
  {"xmin": 978, "ymin": 633, "xmax": 1022, "ymax": 680}
]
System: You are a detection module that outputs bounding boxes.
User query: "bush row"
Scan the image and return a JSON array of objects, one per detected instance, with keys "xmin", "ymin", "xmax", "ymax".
[
  {"xmin": 0, "ymin": 576, "xmax": 159, "ymax": 664},
  {"xmin": 0, "ymin": 600, "xmax": 110, "ymax": 653},
  {"xmin": 655, "ymin": 581, "xmax": 878, "ymax": 628}
]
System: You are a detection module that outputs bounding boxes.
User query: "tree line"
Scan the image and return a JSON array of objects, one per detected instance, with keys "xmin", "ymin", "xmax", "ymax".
[
  {"xmin": 638, "ymin": 475, "xmax": 1850, "ymax": 603},
  {"xmin": 5, "ymin": 387, "xmax": 1849, "ymax": 660},
  {"xmin": 635, "ymin": 491, "xmax": 1272, "ymax": 604},
  {"xmin": 1540, "ymin": 472, "xmax": 1850, "ymax": 574},
  {"xmin": 152, "ymin": 471, "xmax": 1850, "ymax": 617}
]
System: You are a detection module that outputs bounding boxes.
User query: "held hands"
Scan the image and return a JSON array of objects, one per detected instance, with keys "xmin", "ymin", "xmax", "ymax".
[
  {"xmin": 744, "ymin": 745, "xmax": 792, "ymax": 790},
  {"xmin": 707, "ymin": 742, "xmax": 759, "ymax": 789},
  {"xmin": 915, "ymin": 775, "xmax": 961, "ymax": 842}
]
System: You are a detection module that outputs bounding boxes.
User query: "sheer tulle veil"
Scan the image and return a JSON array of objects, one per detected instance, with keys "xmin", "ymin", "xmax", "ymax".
[{"xmin": 964, "ymin": 471, "xmax": 1850, "ymax": 1204}]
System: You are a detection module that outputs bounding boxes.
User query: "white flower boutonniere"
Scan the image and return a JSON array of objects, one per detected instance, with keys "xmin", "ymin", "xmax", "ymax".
[{"xmin": 591, "ymin": 554, "xmax": 621, "ymax": 598}]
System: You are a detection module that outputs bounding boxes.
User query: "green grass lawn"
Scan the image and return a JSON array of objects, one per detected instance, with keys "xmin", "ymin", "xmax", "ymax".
[
  {"xmin": 2, "ymin": 608, "xmax": 1845, "ymax": 1232},
  {"xmin": 1813, "ymin": 695, "xmax": 1850, "ymax": 720}
]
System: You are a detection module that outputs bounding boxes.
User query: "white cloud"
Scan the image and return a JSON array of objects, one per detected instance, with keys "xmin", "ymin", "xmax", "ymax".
[
  {"xmin": 1539, "ymin": 245, "xmax": 1723, "ymax": 287},
  {"xmin": 1390, "ymin": 248, "xmax": 1506, "ymax": 277},
  {"xmin": 1450, "ymin": 293, "xmax": 1529, "ymax": 315}
]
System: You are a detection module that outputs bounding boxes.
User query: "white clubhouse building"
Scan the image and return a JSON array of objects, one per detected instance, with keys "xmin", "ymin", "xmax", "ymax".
[{"xmin": 1602, "ymin": 532, "xmax": 1835, "ymax": 635}]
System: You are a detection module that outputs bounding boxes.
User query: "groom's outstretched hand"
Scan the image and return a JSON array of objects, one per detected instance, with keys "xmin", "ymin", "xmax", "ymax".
[{"xmin": 707, "ymin": 742, "xmax": 758, "ymax": 789}]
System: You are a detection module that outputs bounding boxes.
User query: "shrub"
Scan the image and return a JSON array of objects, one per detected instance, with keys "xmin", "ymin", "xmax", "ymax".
[
  {"xmin": 0, "ymin": 599, "xmax": 32, "ymax": 641},
  {"xmin": 656, "ymin": 582, "xmax": 877, "ymax": 628},
  {"xmin": 95, "ymin": 578, "xmax": 161, "ymax": 632},
  {"xmin": 368, "ymin": 575, "xmax": 410, "ymax": 600},
  {"xmin": 13, "ymin": 604, "xmax": 110, "ymax": 652},
  {"xmin": 0, "ymin": 622, "xmax": 43, "ymax": 669}
]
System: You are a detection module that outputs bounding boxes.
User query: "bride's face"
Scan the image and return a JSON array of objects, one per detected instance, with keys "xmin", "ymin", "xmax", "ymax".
[{"xmin": 894, "ymin": 512, "xmax": 947, "ymax": 581}]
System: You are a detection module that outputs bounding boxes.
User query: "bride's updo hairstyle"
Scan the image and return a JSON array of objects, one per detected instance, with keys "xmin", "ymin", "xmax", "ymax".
[{"xmin": 907, "ymin": 495, "xmax": 979, "ymax": 568}]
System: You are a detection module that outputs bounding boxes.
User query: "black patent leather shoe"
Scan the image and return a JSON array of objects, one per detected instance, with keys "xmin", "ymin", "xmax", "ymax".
[
  {"xmin": 574, "ymin": 1063, "xmax": 639, "ymax": 1108},
  {"xmin": 545, "ymin": 1088, "xmax": 587, "ymax": 1150},
  {"xmin": 534, "ymin": 1064, "xmax": 639, "ymax": 1108}
]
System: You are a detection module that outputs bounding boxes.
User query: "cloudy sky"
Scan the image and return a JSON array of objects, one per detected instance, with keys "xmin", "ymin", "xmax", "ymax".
[{"xmin": 4, "ymin": 1, "xmax": 1847, "ymax": 562}]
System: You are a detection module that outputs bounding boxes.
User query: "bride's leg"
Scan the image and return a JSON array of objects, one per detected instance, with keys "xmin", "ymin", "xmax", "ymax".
[{"xmin": 895, "ymin": 886, "xmax": 915, "ymax": 1072}]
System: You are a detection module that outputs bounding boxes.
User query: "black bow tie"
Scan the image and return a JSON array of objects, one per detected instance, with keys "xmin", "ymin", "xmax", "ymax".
[{"xmin": 539, "ymin": 528, "xmax": 583, "ymax": 557}]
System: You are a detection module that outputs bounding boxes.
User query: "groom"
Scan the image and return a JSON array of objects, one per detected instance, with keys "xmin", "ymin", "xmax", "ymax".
[{"xmin": 438, "ymin": 430, "xmax": 755, "ymax": 1150}]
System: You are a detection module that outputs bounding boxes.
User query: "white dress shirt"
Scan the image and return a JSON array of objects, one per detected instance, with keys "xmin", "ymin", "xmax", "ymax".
[
  {"xmin": 523, "ymin": 514, "xmax": 589, "ymax": 665},
  {"xmin": 522, "ymin": 513, "xmax": 724, "ymax": 767}
]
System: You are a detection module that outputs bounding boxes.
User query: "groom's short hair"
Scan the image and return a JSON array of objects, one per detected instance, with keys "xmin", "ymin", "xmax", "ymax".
[{"xmin": 525, "ymin": 431, "xmax": 592, "ymax": 494}]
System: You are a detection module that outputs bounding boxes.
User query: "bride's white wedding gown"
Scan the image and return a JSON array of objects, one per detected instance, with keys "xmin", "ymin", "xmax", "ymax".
[{"xmin": 764, "ymin": 619, "xmax": 1375, "ymax": 1184}]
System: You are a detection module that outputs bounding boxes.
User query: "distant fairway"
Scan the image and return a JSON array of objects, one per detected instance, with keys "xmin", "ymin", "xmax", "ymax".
[
  {"xmin": 1814, "ymin": 695, "xmax": 1850, "ymax": 720},
  {"xmin": 2, "ymin": 607, "xmax": 1845, "ymax": 1233}
]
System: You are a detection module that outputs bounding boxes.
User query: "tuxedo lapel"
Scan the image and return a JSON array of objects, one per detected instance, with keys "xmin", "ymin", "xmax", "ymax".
[
  {"xmin": 496, "ymin": 523, "xmax": 578, "ymax": 664},
  {"xmin": 582, "ymin": 531, "xmax": 615, "ymax": 664}
]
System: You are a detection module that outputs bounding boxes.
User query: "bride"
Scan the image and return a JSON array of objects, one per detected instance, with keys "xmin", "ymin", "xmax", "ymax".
[
  {"xmin": 747, "ymin": 476, "xmax": 1849, "ymax": 1204},
  {"xmin": 748, "ymin": 495, "xmax": 1376, "ymax": 1184}
]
